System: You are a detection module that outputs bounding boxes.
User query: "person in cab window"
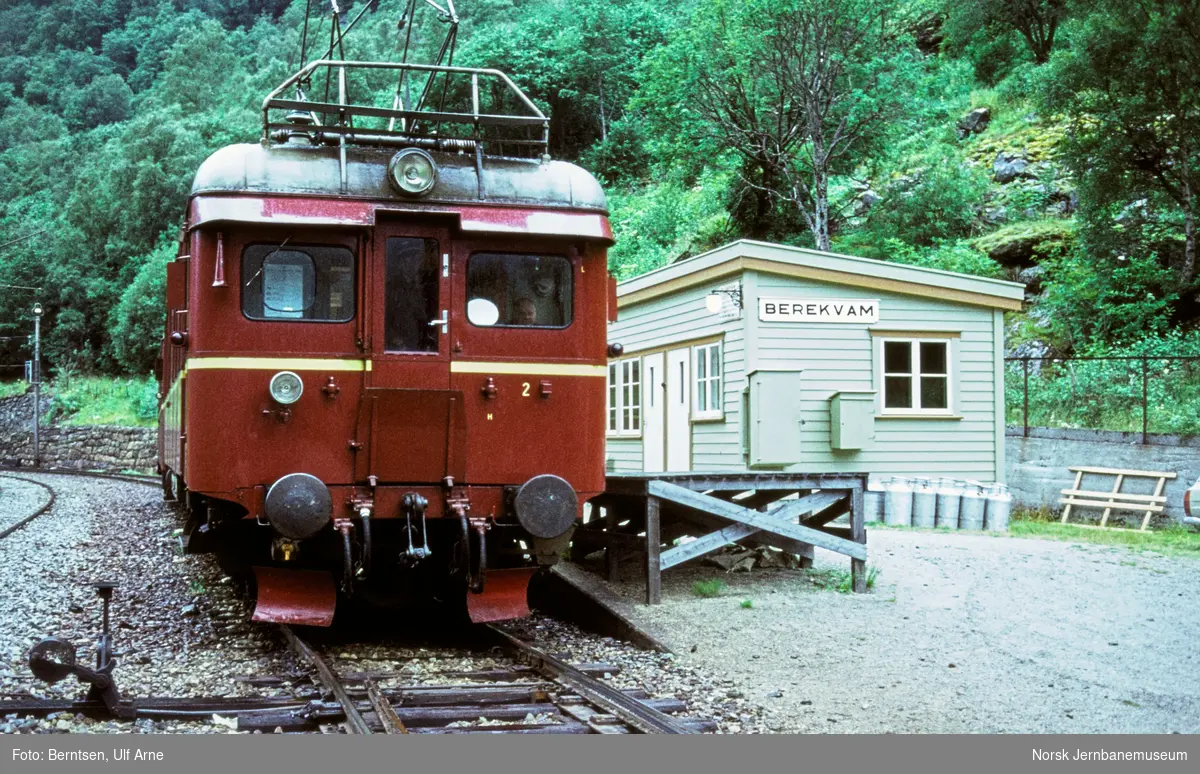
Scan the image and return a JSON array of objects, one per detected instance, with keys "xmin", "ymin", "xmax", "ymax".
[{"xmin": 513, "ymin": 297, "xmax": 537, "ymax": 325}]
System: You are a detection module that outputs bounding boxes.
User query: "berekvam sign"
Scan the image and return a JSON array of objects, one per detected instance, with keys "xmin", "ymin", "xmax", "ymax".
[{"xmin": 759, "ymin": 297, "xmax": 879, "ymax": 324}]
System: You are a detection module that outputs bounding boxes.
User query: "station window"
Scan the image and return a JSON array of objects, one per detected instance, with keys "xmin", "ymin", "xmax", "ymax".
[
  {"xmin": 692, "ymin": 342, "xmax": 722, "ymax": 420},
  {"xmin": 465, "ymin": 253, "xmax": 573, "ymax": 328},
  {"xmin": 242, "ymin": 243, "xmax": 355, "ymax": 322},
  {"xmin": 607, "ymin": 358, "xmax": 641, "ymax": 436},
  {"xmin": 880, "ymin": 338, "xmax": 952, "ymax": 414},
  {"xmin": 384, "ymin": 237, "xmax": 441, "ymax": 352}
]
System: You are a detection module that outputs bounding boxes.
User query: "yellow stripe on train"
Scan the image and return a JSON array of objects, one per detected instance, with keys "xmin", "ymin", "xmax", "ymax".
[
  {"xmin": 449, "ymin": 361, "xmax": 606, "ymax": 377},
  {"xmin": 183, "ymin": 357, "xmax": 603, "ymax": 377},
  {"xmin": 186, "ymin": 357, "xmax": 369, "ymax": 372}
]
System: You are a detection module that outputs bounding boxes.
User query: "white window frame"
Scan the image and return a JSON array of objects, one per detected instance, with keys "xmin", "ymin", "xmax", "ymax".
[
  {"xmin": 691, "ymin": 341, "xmax": 723, "ymax": 420},
  {"xmin": 606, "ymin": 357, "xmax": 642, "ymax": 437},
  {"xmin": 877, "ymin": 337, "xmax": 954, "ymax": 416}
]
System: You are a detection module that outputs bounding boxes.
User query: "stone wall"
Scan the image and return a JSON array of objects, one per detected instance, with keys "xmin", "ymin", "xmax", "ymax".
[
  {"xmin": 0, "ymin": 392, "xmax": 156, "ymax": 472},
  {"xmin": 1006, "ymin": 427, "xmax": 1199, "ymax": 523}
]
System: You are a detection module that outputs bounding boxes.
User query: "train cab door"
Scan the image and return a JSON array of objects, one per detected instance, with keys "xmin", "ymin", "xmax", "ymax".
[{"xmin": 360, "ymin": 217, "xmax": 464, "ymax": 484}]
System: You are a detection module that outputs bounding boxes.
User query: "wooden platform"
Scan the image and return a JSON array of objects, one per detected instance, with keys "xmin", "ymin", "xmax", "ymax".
[{"xmin": 577, "ymin": 472, "xmax": 868, "ymax": 604}]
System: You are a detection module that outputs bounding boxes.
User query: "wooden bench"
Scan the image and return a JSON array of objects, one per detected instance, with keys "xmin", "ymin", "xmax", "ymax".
[{"xmin": 1058, "ymin": 466, "xmax": 1176, "ymax": 531}]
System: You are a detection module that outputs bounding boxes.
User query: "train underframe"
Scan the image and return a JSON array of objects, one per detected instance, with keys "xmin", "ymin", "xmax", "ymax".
[{"xmin": 172, "ymin": 479, "xmax": 576, "ymax": 627}]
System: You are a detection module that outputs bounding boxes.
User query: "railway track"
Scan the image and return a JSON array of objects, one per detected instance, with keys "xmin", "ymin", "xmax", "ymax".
[
  {"xmin": 276, "ymin": 624, "xmax": 707, "ymax": 734},
  {"xmin": 3, "ymin": 466, "xmax": 159, "ymax": 487},
  {"xmin": 3, "ymin": 624, "xmax": 713, "ymax": 733},
  {"xmin": 0, "ymin": 473, "xmax": 57, "ymax": 539},
  {"xmin": 0, "ymin": 469, "xmax": 715, "ymax": 734},
  {"xmin": 0, "ymin": 467, "xmax": 156, "ymax": 541}
]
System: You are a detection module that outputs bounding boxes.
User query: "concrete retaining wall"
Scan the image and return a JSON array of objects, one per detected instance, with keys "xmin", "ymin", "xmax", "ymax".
[
  {"xmin": 1006, "ymin": 427, "xmax": 1199, "ymax": 523},
  {"xmin": 0, "ymin": 393, "xmax": 156, "ymax": 472}
]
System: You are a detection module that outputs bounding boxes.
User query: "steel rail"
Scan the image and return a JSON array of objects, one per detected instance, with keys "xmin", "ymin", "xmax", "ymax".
[
  {"xmin": 486, "ymin": 625, "xmax": 696, "ymax": 735},
  {"xmin": 365, "ymin": 678, "xmax": 408, "ymax": 734},
  {"xmin": 5, "ymin": 467, "xmax": 159, "ymax": 486},
  {"xmin": 0, "ymin": 473, "xmax": 56, "ymax": 540},
  {"xmin": 279, "ymin": 624, "xmax": 374, "ymax": 735}
]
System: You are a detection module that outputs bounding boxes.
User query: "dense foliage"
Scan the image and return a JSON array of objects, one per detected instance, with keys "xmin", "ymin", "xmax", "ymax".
[{"xmin": 0, "ymin": 0, "xmax": 1197, "ymax": 382}]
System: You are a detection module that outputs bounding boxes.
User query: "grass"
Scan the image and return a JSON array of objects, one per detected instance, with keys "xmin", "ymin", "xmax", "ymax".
[
  {"xmin": 690, "ymin": 579, "xmax": 727, "ymax": 598},
  {"xmin": 0, "ymin": 380, "xmax": 28, "ymax": 399},
  {"xmin": 45, "ymin": 375, "xmax": 157, "ymax": 427},
  {"xmin": 1, "ymin": 375, "xmax": 157, "ymax": 427},
  {"xmin": 871, "ymin": 509, "xmax": 1200, "ymax": 557},
  {"xmin": 739, "ymin": 599, "xmax": 753, "ymax": 609},
  {"xmin": 836, "ymin": 565, "xmax": 880, "ymax": 593},
  {"xmin": 803, "ymin": 565, "xmax": 880, "ymax": 593},
  {"xmin": 1008, "ymin": 512, "xmax": 1200, "ymax": 557}
]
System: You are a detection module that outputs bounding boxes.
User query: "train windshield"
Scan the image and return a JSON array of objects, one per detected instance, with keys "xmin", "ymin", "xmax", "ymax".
[
  {"xmin": 242, "ymin": 243, "xmax": 355, "ymax": 322},
  {"xmin": 465, "ymin": 253, "xmax": 572, "ymax": 328}
]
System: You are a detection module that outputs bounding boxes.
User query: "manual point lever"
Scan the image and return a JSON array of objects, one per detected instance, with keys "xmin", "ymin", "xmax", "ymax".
[{"xmin": 28, "ymin": 582, "xmax": 133, "ymax": 718}]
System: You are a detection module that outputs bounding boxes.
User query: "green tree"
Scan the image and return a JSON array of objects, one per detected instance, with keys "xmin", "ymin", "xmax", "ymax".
[
  {"xmin": 459, "ymin": 0, "xmax": 672, "ymax": 161},
  {"xmin": 110, "ymin": 234, "xmax": 175, "ymax": 373},
  {"xmin": 1043, "ymin": 0, "xmax": 1200, "ymax": 288},
  {"xmin": 946, "ymin": 0, "xmax": 1067, "ymax": 65},
  {"xmin": 863, "ymin": 145, "xmax": 990, "ymax": 248},
  {"xmin": 65, "ymin": 74, "xmax": 134, "ymax": 129},
  {"xmin": 639, "ymin": 0, "xmax": 917, "ymax": 251}
]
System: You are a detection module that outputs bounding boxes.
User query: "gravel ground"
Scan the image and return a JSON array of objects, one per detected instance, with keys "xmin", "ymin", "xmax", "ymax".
[
  {"xmin": 0, "ymin": 475, "xmax": 52, "ymax": 533},
  {"xmin": 0, "ymin": 474, "xmax": 732, "ymax": 734},
  {"xmin": 0, "ymin": 473, "xmax": 290, "ymax": 734},
  {"xmin": 599, "ymin": 528, "xmax": 1200, "ymax": 734},
  {"xmin": 506, "ymin": 615, "xmax": 764, "ymax": 732}
]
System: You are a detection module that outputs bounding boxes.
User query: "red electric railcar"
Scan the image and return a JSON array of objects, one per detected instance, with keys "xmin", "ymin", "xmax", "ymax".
[{"xmin": 157, "ymin": 60, "xmax": 616, "ymax": 626}]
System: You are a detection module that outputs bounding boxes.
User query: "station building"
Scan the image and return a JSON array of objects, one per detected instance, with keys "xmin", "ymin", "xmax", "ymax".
[{"xmin": 604, "ymin": 240, "xmax": 1024, "ymax": 482}]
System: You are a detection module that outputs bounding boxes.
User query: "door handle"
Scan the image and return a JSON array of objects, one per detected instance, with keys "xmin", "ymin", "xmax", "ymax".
[{"xmin": 429, "ymin": 309, "xmax": 448, "ymax": 334}]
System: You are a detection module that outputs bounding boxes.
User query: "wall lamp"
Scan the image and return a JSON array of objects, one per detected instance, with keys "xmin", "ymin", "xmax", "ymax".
[{"xmin": 705, "ymin": 284, "xmax": 743, "ymax": 313}]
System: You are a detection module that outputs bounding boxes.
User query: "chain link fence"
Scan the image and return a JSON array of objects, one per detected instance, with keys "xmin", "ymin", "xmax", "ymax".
[{"xmin": 1005, "ymin": 356, "xmax": 1200, "ymax": 443}]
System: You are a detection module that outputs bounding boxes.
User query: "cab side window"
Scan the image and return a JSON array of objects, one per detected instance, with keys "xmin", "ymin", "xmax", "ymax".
[
  {"xmin": 385, "ymin": 237, "xmax": 440, "ymax": 352},
  {"xmin": 465, "ymin": 253, "xmax": 572, "ymax": 328},
  {"xmin": 242, "ymin": 243, "xmax": 354, "ymax": 322}
]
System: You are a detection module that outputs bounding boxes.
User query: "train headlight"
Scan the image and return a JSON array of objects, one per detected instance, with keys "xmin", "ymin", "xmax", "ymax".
[
  {"xmin": 269, "ymin": 371, "xmax": 303, "ymax": 405},
  {"xmin": 388, "ymin": 149, "xmax": 437, "ymax": 196}
]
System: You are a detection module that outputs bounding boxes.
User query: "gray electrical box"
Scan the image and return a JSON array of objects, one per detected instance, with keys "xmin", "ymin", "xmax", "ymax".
[
  {"xmin": 830, "ymin": 391, "xmax": 876, "ymax": 450},
  {"xmin": 744, "ymin": 369, "xmax": 803, "ymax": 467}
]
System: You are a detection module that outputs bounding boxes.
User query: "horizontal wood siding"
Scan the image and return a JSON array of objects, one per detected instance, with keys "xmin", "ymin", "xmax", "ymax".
[
  {"xmin": 605, "ymin": 438, "xmax": 642, "ymax": 473},
  {"xmin": 606, "ymin": 267, "xmax": 1003, "ymax": 481},
  {"xmin": 751, "ymin": 271, "xmax": 999, "ymax": 480},
  {"xmin": 606, "ymin": 283, "xmax": 745, "ymax": 473}
]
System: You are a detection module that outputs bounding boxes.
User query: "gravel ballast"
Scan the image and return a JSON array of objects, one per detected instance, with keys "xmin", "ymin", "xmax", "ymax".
[
  {"xmin": 600, "ymin": 528, "xmax": 1200, "ymax": 733},
  {"xmin": 0, "ymin": 474, "xmax": 733, "ymax": 734},
  {"xmin": 0, "ymin": 473, "xmax": 290, "ymax": 734},
  {"xmin": 0, "ymin": 475, "xmax": 52, "ymax": 534}
]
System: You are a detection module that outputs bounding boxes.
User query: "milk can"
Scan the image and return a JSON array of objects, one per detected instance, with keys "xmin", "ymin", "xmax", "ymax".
[
  {"xmin": 935, "ymin": 477, "xmax": 963, "ymax": 529},
  {"xmin": 883, "ymin": 476, "xmax": 913, "ymax": 527},
  {"xmin": 911, "ymin": 477, "xmax": 937, "ymax": 528},
  {"xmin": 984, "ymin": 483, "xmax": 1013, "ymax": 532},
  {"xmin": 959, "ymin": 481, "xmax": 987, "ymax": 530},
  {"xmin": 865, "ymin": 479, "xmax": 886, "ymax": 523}
]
